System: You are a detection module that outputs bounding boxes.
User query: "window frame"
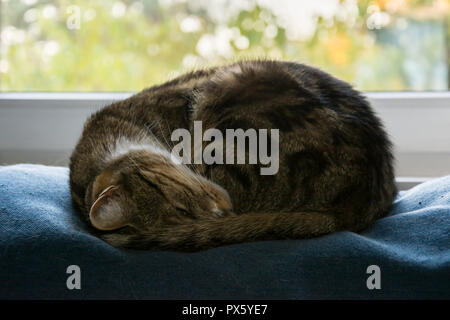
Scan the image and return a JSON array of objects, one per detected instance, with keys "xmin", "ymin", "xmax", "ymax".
[{"xmin": 0, "ymin": 91, "xmax": 449, "ymax": 190}]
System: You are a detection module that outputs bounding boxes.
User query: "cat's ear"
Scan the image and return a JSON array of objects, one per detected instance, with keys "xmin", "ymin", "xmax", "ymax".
[{"xmin": 89, "ymin": 185, "xmax": 130, "ymax": 231}]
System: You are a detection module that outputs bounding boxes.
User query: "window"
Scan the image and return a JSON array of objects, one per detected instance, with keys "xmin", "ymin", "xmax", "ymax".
[
  {"xmin": 1, "ymin": 0, "xmax": 449, "ymax": 188},
  {"xmin": 1, "ymin": 0, "xmax": 449, "ymax": 91}
]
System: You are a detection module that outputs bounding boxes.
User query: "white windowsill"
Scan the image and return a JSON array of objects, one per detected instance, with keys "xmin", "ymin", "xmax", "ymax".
[{"xmin": 0, "ymin": 91, "xmax": 449, "ymax": 190}]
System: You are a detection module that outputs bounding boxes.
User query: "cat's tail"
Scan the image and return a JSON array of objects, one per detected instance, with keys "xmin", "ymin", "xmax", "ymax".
[{"xmin": 101, "ymin": 211, "xmax": 344, "ymax": 251}]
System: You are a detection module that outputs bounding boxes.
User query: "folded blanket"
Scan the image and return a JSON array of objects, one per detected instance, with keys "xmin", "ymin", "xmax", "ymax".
[{"xmin": 0, "ymin": 164, "xmax": 448, "ymax": 299}]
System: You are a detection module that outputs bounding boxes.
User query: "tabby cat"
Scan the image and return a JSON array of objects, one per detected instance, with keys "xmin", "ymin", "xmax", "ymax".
[{"xmin": 69, "ymin": 60, "xmax": 397, "ymax": 251}]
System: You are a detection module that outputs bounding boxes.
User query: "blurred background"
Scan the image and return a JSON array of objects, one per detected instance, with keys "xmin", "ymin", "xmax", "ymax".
[{"xmin": 1, "ymin": 0, "xmax": 449, "ymax": 92}]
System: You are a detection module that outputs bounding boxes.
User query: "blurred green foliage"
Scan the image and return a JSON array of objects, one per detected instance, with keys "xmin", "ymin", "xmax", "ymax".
[{"xmin": 1, "ymin": 0, "xmax": 449, "ymax": 91}]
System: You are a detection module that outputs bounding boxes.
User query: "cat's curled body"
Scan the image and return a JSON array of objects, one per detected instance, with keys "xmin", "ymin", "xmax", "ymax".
[{"xmin": 69, "ymin": 60, "xmax": 397, "ymax": 251}]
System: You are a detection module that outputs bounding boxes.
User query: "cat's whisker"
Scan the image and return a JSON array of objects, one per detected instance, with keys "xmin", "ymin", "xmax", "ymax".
[
  {"xmin": 163, "ymin": 117, "xmax": 176, "ymax": 150},
  {"xmin": 155, "ymin": 120, "xmax": 172, "ymax": 153}
]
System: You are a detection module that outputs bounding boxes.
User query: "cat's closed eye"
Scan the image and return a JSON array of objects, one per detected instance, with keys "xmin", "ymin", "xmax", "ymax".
[{"xmin": 175, "ymin": 206, "xmax": 191, "ymax": 217}]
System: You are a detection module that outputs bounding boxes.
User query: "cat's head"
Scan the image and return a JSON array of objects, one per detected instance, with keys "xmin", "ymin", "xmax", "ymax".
[{"xmin": 86, "ymin": 150, "xmax": 232, "ymax": 231}]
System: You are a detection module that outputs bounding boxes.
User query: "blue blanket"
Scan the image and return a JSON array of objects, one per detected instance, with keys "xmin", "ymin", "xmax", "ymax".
[{"xmin": 0, "ymin": 164, "xmax": 448, "ymax": 299}]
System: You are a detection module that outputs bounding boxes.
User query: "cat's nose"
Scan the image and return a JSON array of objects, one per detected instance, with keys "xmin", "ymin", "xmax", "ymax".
[
  {"xmin": 211, "ymin": 201, "xmax": 233, "ymax": 217},
  {"xmin": 212, "ymin": 207, "xmax": 233, "ymax": 217}
]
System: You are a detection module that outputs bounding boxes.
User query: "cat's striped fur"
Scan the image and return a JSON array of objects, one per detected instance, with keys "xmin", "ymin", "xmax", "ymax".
[{"xmin": 69, "ymin": 60, "xmax": 397, "ymax": 251}]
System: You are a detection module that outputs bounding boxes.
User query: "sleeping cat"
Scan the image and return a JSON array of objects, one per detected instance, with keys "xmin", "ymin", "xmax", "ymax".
[{"xmin": 69, "ymin": 60, "xmax": 397, "ymax": 251}]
